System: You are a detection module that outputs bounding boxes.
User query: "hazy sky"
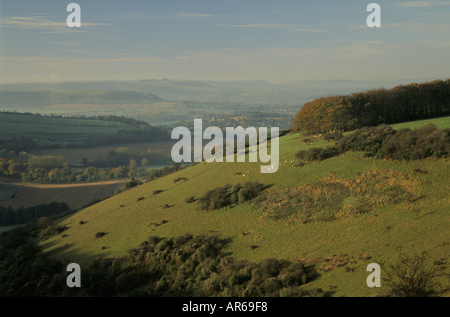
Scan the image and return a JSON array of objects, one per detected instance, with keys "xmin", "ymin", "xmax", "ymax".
[{"xmin": 1, "ymin": 0, "xmax": 449, "ymax": 84}]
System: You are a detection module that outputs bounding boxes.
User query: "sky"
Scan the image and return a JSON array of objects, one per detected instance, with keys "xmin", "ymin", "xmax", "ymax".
[{"xmin": 0, "ymin": 0, "xmax": 449, "ymax": 84}]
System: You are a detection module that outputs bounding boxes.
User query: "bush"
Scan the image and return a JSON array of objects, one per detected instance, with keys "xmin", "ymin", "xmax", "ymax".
[
  {"xmin": 39, "ymin": 225, "xmax": 68, "ymax": 241},
  {"xmin": 317, "ymin": 147, "xmax": 339, "ymax": 161},
  {"xmin": 295, "ymin": 147, "xmax": 322, "ymax": 161},
  {"xmin": 323, "ymin": 131, "xmax": 343, "ymax": 142},
  {"xmin": 295, "ymin": 146, "xmax": 339, "ymax": 161},
  {"xmin": 37, "ymin": 217, "xmax": 53, "ymax": 230},
  {"xmin": 124, "ymin": 180, "xmax": 139, "ymax": 189},
  {"xmin": 153, "ymin": 190, "xmax": 163, "ymax": 195},
  {"xmin": 95, "ymin": 232, "xmax": 106, "ymax": 238},
  {"xmin": 197, "ymin": 182, "xmax": 265, "ymax": 211}
]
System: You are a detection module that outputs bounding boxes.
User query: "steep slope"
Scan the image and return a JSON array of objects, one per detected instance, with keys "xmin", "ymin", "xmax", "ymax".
[{"xmin": 41, "ymin": 130, "xmax": 450, "ymax": 297}]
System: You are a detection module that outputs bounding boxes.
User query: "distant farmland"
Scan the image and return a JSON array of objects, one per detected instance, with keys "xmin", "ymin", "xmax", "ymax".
[
  {"xmin": 0, "ymin": 113, "xmax": 134, "ymax": 148},
  {"xmin": 29, "ymin": 140, "xmax": 176, "ymax": 166},
  {"xmin": 0, "ymin": 179, "xmax": 129, "ymax": 211}
]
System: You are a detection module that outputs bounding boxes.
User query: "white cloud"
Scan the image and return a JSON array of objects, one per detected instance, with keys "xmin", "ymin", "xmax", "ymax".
[
  {"xmin": 215, "ymin": 23, "xmax": 330, "ymax": 32},
  {"xmin": 177, "ymin": 13, "xmax": 214, "ymax": 18},
  {"xmin": 216, "ymin": 24, "xmax": 289, "ymax": 28},
  {"xmin": 385, "ymin": 22, "xmax": 450, "ymax": 32},
  {"xmin": 65, "ymin": 50, "xmax": 133, "ymax": 56},
  {"xmin": 1, "ymin": 16, "xmax": 112, "ymax": 34},
  {"xmin": 392, "ymin": 1, "xmax": 450, "ymax": 8},
  {"xmin": 344, "ymin": 22, "xmax": 450, "ymax": 32},
  {"xmin": 1, "ymin": 40, "xmax": 449, "ymax": 83}
]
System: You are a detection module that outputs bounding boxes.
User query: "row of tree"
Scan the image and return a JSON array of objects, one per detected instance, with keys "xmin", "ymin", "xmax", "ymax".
[
  {"xmin": 0, "ymin": 202, "xmax": 69, "ymax": 226},
  {"xmin": 296, "ymin": 123, "xmax": 450, "ymax": 162},
  {"xmin": 21, "ymin": 165, "xmax": 152, "ymax": 184},
  {"xmin": 292, "ymin": 79, "xmax": 450, "ymax": 135},
  {"xmin": 0, "ymin": 155, "xmax": 161, "ymax": 183},
  {"xmin": 81, "ymin": 148, "xmax": 172, "ymax": 168},
  {"xmin": 0, "ymin": 111, "xmax": 151, "ymax": 128}
]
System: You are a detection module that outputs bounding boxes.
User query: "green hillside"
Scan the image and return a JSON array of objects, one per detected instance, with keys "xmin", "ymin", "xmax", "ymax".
[{"xmin": 40, "ymin": 116, "xmax": 450, "ymax": 297}]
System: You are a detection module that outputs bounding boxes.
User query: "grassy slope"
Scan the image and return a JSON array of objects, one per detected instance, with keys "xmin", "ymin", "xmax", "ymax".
[{"xmin": 41, "ymin": 117, "xmax": 450, "ymax": 297}]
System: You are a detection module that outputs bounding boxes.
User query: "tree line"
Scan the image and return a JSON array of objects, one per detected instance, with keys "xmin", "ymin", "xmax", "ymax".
[
  {"xmin": 0, "ymin": 202, "xmax": 69, "ymax": 226},
  {"xmin": 0, "ymin": 111, "xmax": 152, "ymax": 127},
  {"xmin": 0, "ymin": 155, "xmax": 157, "ymax": 184},
  {"xmin": 295, "ymin": 123, "xmax": 450, "ymax": 162},
  {"xmin": 292, "ymin": 79, "xmax": 450, "ymax": 135},
  {"xmin": 81, "ymin": 148, "xmax": 172, "ymax": 168}
]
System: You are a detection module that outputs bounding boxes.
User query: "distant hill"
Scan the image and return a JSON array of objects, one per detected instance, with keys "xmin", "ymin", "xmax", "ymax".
[
  {"xmin": 2, "ymin": 78, "xmax": 427, "ymax": 105},
  {"xmin": 2, "ymin": 77, "xmax": 448, "ymax": 108},
  {"xmin": 0, "ymin": 90, "xmax": 163, "ymax": 109}
]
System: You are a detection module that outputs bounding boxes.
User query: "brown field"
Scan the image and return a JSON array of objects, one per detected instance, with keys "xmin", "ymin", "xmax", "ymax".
[
  {"xmin": 29, "ymin": 141, "xmax": 176, "ymax": 166},
  {"xmin": 0, "ymin": 179, "xmax": 129, "ymax": 210}
]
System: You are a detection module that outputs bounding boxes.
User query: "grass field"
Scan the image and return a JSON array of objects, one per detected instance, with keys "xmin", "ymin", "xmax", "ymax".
[
  {"xmin": 0, "ymin": 183, "xmax": 15, "ymax": 201},
  {"xmin": 389, "ymin": 116, "xmax": 450, "ymax": 130},
  {"xmin": 0, "ymin": 179, "xmax": 129, "ymax": 211},
  {"xmin": 29, "ymin": 140, "xmax": 176, "ymax": 166},
  {"xmin": 39, "ymin": 115, "xmax": 450, "ymax": 297},
  {"xmin": 0, "ymin": 113, "xmax": 134, "ymax": 148}
]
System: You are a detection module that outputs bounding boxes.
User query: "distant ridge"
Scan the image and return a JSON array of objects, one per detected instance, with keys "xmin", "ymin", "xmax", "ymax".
[{"xmin": 0, "ymin": 90, "xmax": 163, "ymax": 108}]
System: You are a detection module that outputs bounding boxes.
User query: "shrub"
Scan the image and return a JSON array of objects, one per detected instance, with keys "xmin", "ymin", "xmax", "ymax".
[
  {"xmin": 39, "ymin": 225, "xmax": 68, "ymax": 241},
  {"xmin": 124, "ymin": 180, "xmax": 139, "ymax": 189},
  {"xmin": 37, "ymin": 217, "xmax": 53, "ymax": 230},
  {"xmin": 323, "ymin": 131, "xmax": 343, "ymax": 142},
  {"xmin": 153, "ymin": 190, "xmax": 163, "ymax": 195},
  {"xmin": 95, "ymin": 232, "xmax": 106, "ymax": 238},
  {"xmin": 148, "ymin": 236, "xmax": 162, "ymax": 245},
  {"xmin": 295, "ymin": 146, "xmax": 339, "ymax": 161},
  {"xmin": 317, "ymin": 146, "xmax": 339, "ymax": 161},
  {"xmin": 197, "ymin": 182, "xmax": 265, "ymax": 211},
  {"xmin": 185, "ymin": 196, "xmax": 195, "ymax": 203},
  {"xmin": 174, "ymin": 177, "xmax": 188, "ymax": 183},
  {"xmin": 295, "ymin": 147, "xmax": 322, "ymax": 161}
]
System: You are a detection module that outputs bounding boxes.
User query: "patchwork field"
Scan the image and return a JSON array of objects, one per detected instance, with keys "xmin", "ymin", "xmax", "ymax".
[
  {"xmin": 29, "ymin": 141, "xmax": 176, "ymax": 166},
  {"xmin": 0, "ymin": 179, "xmax": 129, "ymax": 211},
  {"xmin": 0, "ymin": 183, "xmax": 15, "ymax": 201},
  {"xmin": 0, "ymin": 113, "xmax": 134, "ymax": 148},
  {"xmin": 39, "ymin": 115, "xmax": 450, "ymax": 296}
]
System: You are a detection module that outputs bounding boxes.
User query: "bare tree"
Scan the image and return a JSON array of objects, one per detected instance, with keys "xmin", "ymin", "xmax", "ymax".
[{"xmin": 380, "ymin": 249, "xmax": 450, "ymax": 297}]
